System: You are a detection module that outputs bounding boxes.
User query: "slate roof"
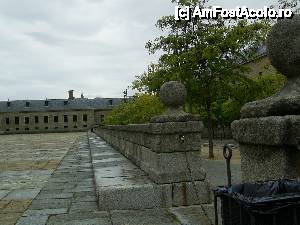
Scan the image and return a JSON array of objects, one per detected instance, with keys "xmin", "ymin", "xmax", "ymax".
[
  {"xmin": 241, "ymin": 45, "xmax": 267, "ymax": 65},
  {"xmin": 0, "ymin": 98, "xmax": 123, "ymax": 113}
]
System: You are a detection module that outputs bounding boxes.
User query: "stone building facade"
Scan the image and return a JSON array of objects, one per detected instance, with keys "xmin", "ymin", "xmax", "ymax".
[
  {"xmin": 0, "ymin": 91, "xmax": 122, "ymax": 134},
  {"xmin": 242, "ymin": 45, "xmax": 277, "ymax": 77}
]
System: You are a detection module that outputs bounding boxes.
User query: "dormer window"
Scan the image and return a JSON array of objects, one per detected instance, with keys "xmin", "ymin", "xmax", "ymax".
[
  {"xmin": 25, "ymin": 101, "xmax": 30, "ymax": 107},
  {"xmin": 108, "ymin": 99, "xmax": 113, "ymax": 105},
  {"xmin": 7, "ymin": 101, "xmax": 11, "ymax": 107},
  {"xmin": 45, "ymin": 100, "xmax": 49, "ymax": 106},
  {"xmin": 64, "ymin": 100, "xmax": 68, "ymax": 105}
]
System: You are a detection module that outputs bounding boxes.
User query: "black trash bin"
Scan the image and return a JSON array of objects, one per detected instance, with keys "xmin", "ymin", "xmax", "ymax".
[{"xmin": 214, "ymin": 179, "xmax": 300, "ymax": 225}]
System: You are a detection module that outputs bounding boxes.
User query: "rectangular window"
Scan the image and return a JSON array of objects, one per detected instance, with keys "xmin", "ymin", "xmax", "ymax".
[
  {"xmin": 54, "ymin": 116, "xmax": 58, "ymax": 123},
  {"xmin": 5, "ymin": 117, "xmax": 9, "ymax": 125},
  {"xmin": 64, "ymin": 115, "xmax": 68, "ymax": 122},
  {"xmin": 83, "ymin": 114, "xmax": 87, "ymax": 122},
  {"xmin": 25, "ymin": 102, "xmax": 30, "ymax": 107},
  {"xmin": 108, "ymin": 99, "xmax": 113, "ymax": 105},
  {"xmin": 25, "ymin": 117, "xmax": 29, "ymax": 124},
  {"xmin": 44, "ymin": 100, "xmax": 49, "ymax": 106},
  {"xmin": 100, "ymin": 115, "xmax": 104, "ymax": 122},
  {"xmin": 44, "ymin": 116, "xmax": 48, "ymax": 123},
  {"xmin": 73, "ymin": 115, "xmax": 77, "ymax": 122},
  {"xmin": 15, "ymin": 117, "xmax": 19, "ymax": 125},
  {"xmin": 35, "ymin": 116, "xmax": 39, "ymax": 124}
]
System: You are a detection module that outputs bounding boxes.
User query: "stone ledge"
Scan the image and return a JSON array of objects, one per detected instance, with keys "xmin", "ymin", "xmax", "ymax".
[
  {"xmin": 89, "ymin": 133, "xmax": 211, "ymax": 210},
  {"xmin": 95, "ymin": 130, "xmax": 206, "ymax": 183},
  {"xmin": 99, "ymin": 121, "xmax": 203, "ymax": 134},
  {"xmin": 97, "ymin": 129, "xmax": 202, "ymax": 153},
  {"xmin": 231, "ymin": 115, "xmax": 300, "ymax": 146}
]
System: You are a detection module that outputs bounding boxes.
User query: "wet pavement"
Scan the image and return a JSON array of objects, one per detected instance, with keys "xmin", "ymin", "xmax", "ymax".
[
  {"xmin": 0, "ymin": 132, "xmax": 225, "ymax": 225},
  {"xmin": 201, "ymin": 139, "xmax": 242, "ymax": 187},
  {"xmin": 16, "ymin": 133, "xmax": 99, "ymax": 225},
  {"xmin": 0, "ymin": 132, "xmax": 82, "ymax": 225}
]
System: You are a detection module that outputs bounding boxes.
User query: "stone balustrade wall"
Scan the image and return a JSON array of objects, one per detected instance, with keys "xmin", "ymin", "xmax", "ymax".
[{"xmin": 94, "ymin": 121, "xmax": 207, "ymax": 184}]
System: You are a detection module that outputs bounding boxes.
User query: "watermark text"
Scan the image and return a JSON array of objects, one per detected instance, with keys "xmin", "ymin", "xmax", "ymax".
[{"xmin": 175, "ymin": 6, "xmax": 294, "ymax": 20}]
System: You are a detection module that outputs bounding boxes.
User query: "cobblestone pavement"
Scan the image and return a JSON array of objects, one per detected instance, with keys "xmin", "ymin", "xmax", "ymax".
[{"xmin": 0, "ymin": 133, "xmax": 83, "ymax": 225}]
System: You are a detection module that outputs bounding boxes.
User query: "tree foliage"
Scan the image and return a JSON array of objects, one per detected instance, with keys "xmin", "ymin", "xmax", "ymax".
[
  {"xmin": 132, "ymin": 0, "xmax": 271, "ymax": 158},
  {"xmin": 107, "ymin": 0, "xmax": 290, "ymax": 158},
  {"xmin": 104, "ymin": 94, "xmax": 165, "ymax": 125},
  {"xmin": 200, "ymin": 71, "xmax": 286, "ymax": 127}
]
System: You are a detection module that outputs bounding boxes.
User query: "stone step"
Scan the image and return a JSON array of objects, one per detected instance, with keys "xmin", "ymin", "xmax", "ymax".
[{"xmin": 88, "ymin": 133, "xmax": 172, "ymax": 210}]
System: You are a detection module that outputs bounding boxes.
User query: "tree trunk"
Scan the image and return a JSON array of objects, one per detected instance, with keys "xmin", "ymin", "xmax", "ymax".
[
  {"xmin": 206, "ymin": 98, "xmax": 214, "ymax": 159},
  {"xmin": 188, "ymin": 101, "xmax": 192, "ymax": 113}
]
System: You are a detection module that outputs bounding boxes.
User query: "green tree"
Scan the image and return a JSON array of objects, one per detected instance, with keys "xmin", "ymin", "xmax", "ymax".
[
  {"xmin": 219, "ymin": 72, "xmax": 286, "ymax": 125},
  {"xmin": 104, "ymin": 94, "xmax": 165, "ymax": 125},
  {"xmin": 132, "ymin": 0, "xmax": 271, "ymax": 158},
  {"xmin": 252, "ymin": 72, "xmax": 286, "ymax": 100}
]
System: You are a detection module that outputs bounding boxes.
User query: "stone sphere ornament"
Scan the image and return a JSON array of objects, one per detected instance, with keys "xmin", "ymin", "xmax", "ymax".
[
  {"xmin": 266, "ymin": 14, "xmax": 300, "ymax": 78},
  {"xmin": 241, "ymin": 15, "xmax": 300, "ymax": 118},
  {"xmin": 150, "ymin": 81, "xmax": 199, "ymax": 123},
  {"xmin": 159, "ymin": 81, "xmax": 187, "ymax": 108}
]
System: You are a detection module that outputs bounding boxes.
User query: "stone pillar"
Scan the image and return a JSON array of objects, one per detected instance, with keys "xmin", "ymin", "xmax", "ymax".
[
  {"xmin": 148, "ymin": 81, "xmax": 211, "ymax": 205},
  {"xmin": 231, "ymin": 15, "xmax": 300, "ymax": 182},
  {"xmin": 96, "ymin": 81, "xmax": 212, "ymax": 205}
]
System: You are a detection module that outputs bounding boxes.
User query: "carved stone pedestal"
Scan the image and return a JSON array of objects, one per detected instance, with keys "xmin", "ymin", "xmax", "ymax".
[
  {"xmin": 232, "ymin": 15, "xmax": 300, "ymax": 182},
  {"xmin": 232, "ymin": 116, "xmax": 300, "ymax": 182}
]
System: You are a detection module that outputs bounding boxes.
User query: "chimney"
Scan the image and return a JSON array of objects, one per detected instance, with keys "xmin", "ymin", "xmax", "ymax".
[{"xmin": 68, "ymin": 90, "xmax": 75, "ymax": 100}]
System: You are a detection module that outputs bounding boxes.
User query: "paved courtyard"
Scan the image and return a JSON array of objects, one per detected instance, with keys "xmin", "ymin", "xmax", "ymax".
[
  {"xmin": 201, "ymin": 139, "xmax": 242, "ymax": 187},
  {"xmin": 0, "ymin": 132, "xmax": 241, "ymax": 225},
  {"xmin": 0, "ymin": 132, "xmax": 83, "ymax": 225}
]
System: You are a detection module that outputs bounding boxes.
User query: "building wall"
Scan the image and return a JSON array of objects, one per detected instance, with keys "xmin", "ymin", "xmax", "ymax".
[
  {"xmin": 0, "ymin": 110, "xmax": 104, "ymax": 134},
  {"xmin": 94, "ymin": 110, "xmax": 111, "ymax": 125},
  {"xmin": 243, "ymin": 56, "xmax": 276, "ymax": 77}
]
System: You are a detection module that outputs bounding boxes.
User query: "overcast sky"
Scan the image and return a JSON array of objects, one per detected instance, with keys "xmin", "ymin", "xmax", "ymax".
[{"xmin": 0, "ymin": 0, "xmax": 275, "ymax": 101}]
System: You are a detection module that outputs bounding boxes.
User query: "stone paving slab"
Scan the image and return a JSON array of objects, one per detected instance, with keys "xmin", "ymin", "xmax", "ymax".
[
  {"xmin": 0, "ymin": 200, "xmax": 10, "ymax": 210},
  {"xmin": 0, "ymin": 212, "xmax": 23, "ymax": 225},
  {"xmin": 2, "ymin": 200, "xmax": 32, "ymax": 213},
  {"xmin": 46, "ymin": 212, "xmax": 111, "ymax": 225},
  {"xmin": 16, "ymin": 215, "xmax": 49, "ymax": 225},
  {"xmin": 0, "ymin": 170, "xmax": 54, "ymax": 190},
  {"xmin": 29, "ymin": 199, "xmax": 72, "ymax": 210},
  {"xmin": 110, "ymin": 209, "xmax": 182, "ymax": 225},
  {"xmin": 7, "ymin": 132, "xmax": 215, "ymax": 225},
  {"xmin": 0, "ymin": 190, "xmax": 10, "ymax": 199},
  {"xmin": 0, "ymin": 132, "xmax": 83, "ymax": 223},
  {"xmin": 89, "ymin": 134, "xmax": 172, "ymax": 210},
  {"xmin": 170, "ymin": 206, "xmax": 212, "ymax": 225},
  {"xmin": 23, "ymin": 208, "xmax": 68, "ymax": 216},
  {"xmin": 3, "ymin": 188, "xmax": 40, "ymax": 201},
  {"xmin": 16, "ymin": 133, "xmax": 101, "ymax": 224}
]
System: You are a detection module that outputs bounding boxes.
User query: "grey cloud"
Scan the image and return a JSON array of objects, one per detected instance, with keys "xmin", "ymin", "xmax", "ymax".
[{"xmin": 0, "ymin": 0, "xmax": 276, "ymax": 101}]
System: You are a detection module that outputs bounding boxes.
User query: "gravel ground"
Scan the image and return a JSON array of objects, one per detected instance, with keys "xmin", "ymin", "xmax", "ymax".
[{"xmin": 201, "ymin": 139, "xmax": 242, "ymax": 187}]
